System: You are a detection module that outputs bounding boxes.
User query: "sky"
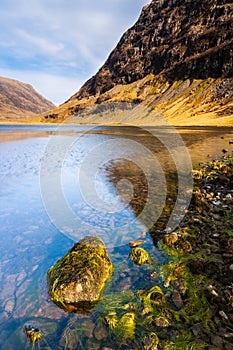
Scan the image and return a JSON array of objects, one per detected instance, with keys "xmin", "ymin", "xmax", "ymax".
[{"xmin": 0, "ymin": 0, "xmax": 149, "ymax": 105}]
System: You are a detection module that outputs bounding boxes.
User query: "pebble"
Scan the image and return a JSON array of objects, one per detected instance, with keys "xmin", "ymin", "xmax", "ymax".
[
  {"xmin": 4, "ymin": 299, "xmax": 15, "ymax": 313},
  {"xmin": 164, "ymin": 232, "xmax": 178, "ymax": 245},
  {"xmin": 191, "ymin": 323, "xmax": 204, "ymax": 336},
  {"xmin": 206, "ymin": 285, "xmax": 219, "ymax": 297},
  {"xmin": 93, "ymin": 320, "xmax": 108, "ymax": 341},
  {"xmin": 148, "ymin": 271, "xmax": 158, "ymax": 279},
  {"xmin": 219, "ymin": 310, "xmax": 228, "ymax": 320},
  {"xmin": 213, "ymin": 201, "xmax": 221, "ymax": 206},
  {"xmin": 172, "ymin": 289, "xmax": 184, "ymax": 309},
  {"xmin": 224, "ymin": 333, "xmax": 233, "ymax": 338},
  {"xmin": 129, "ymin": 240, "xmax": 144, "ymax": 248},
  {"xmin": 211, "ymin": 335, "xmax": 223, "ymax": 347}
]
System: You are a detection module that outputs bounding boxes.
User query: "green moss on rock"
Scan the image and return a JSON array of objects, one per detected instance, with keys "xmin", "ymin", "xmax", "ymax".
[
  {"xmin": 47, "ymin": 236, "xmax": 113, "ymax": 313},
  {"xmin": 129, "ymin": 247, "xmax": 152, "ymax": 265}
]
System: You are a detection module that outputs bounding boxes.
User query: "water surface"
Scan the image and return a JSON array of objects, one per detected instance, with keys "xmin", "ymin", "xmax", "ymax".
[{"xmin": 0, "ymin": 125, "xmax": 232, "ymax": 349}]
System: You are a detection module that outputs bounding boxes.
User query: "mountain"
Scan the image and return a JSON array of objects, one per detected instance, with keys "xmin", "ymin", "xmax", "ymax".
[
  {"xmin": 41, "ymin": 0, "xmax": 233, "ymax": 126},
  {"xmin": 0, "ymin": 76, "xmax": 55, "ymax": 123}
]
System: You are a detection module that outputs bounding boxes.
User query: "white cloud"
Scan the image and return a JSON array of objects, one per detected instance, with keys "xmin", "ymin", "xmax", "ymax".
[
  {"xmin": 15, "ymin": 29, "xmax": 65, "ymax": 56},
  {"xmin": 0, "ymin": 0, "xmax": 150, "ymax": 104}
]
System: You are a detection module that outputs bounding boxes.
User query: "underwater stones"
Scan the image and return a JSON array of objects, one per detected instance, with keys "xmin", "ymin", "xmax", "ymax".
[
  {"xmin": 24, "ymin": 324, "xmax": 42, "ymax": 344},
  {"xmin": 93, "ymin": 320, "xmax": 108, "ymax": 341},
  {"xmin": 129, "ymin": 247, "xmax": 152, "ymax": 265},
  {"xmin": 164, "ymin": 232, "xmax": 178, "ymax": 246},
  {"xmin": 155, "ymin": 315, "xmax": 170, "ymax": 328},
  {"xmin": 103, "ymin": 311, "xmax": 136, "ymax": 339},
  {"xmin": 143, "ymin": 332, "xmax": 159, "ymax": 350},
  {"xmin": 129, "ymin": 239, "xmax": 144, "ymax": 248},
  {"xmin": 172, "ymin": 289, "xmax": 184, "ymax": 309},
  {"xmin": 47, "ymin": 236, "xmax": 113, "ymax": 312},
  {"xmin": 139, "ymin": 286, "xmax": 165, "ymax": 313},
  {"xmin": 180, "ymin": 240, "xmax": 192, "ymax": 253}
]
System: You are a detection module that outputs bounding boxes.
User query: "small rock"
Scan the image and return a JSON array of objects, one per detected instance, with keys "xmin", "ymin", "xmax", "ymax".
[
  {"xmin": 129, "ymin": 247, "xmax": 152, "ymax": 265},
  {"xmin": 129, "ymin": 240, "xmax": 144, "ymax": 248},
  {"xmin": 172, "ymin": 289, "xmax": 184, "ymax": 309},
  {"xmin": 212, "ymin": 214, "xmax": 221, "ymax": 220},
  {"xmin": 211, "ymin": 335, "xmax": 223, "ymax": 347},
  {"xmin": 155, "ymin": 316, "xmax": 169, "ymax": 327},
  {"xmin": 164, "ymin": 232, "xmax": 178, "ymax": 246},
  {"xmin": 140, "ymin": 231, "xmax": 147, "ymax": 238},
  {"xmin": 191, "ymin": 323, "xmax": 204, "ymax": 336},
  {"xmin": 180, "ymin": 241, "xmax": 192, "ymax": 252},
  {"xmin": 93, "ymin": 320, "xmax": 108, "ymax": 341},
  {"xmin": 206, "ymin": 285, "xmax": 219, "ymax": 297},
  {"xmin": 24, "ymin": 325, "xmax": 42, "ymax": 344},
  {"xmin": 224, "ymin": 333, "xmax": 233, "ymax": 338},
  {"xmin": 148, "ymin": 271, "xmax": 158, "ymax": 279},
  {"xmin": 82, "ymin": 319, "xmax": 95, "ymax": 338},
  {"xmin": 219, "ymin": 310, "xmax": 228, "ymax": 320}
]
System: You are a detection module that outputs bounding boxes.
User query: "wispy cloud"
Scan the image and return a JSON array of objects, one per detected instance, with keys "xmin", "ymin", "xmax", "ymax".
[{"xmin": 0, "ymin": 0, "xmax": 149, "ymax": 104}]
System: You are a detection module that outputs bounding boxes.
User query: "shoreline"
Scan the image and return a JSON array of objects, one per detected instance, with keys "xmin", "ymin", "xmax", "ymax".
[
  {"xmin": 93, "ymin": 155, "xmax": 233, "ymax": 349},
  {"xmin": 0, "ymin": 121, "xmax": 233, "ymax": 128},
  {"xmin": 156, "ymin": 154, "xmax": 233, "ymax": 348}
]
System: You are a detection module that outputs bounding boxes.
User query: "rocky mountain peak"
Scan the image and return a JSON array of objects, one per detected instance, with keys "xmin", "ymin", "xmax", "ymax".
[
  {"xmin": 72, "ymin": 0, "xmax": 232, "ymax": 100},
  {"xmin": 0, "ymin": 76, "xmax": 55, "ymax": 122}
]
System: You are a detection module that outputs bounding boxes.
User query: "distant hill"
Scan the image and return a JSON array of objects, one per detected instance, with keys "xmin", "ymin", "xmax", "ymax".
[
  {"xmin": 41, "ymin": 0, "xmax": 233, "ymax": 126},
  {"xmin": 0, "ymin": 76, "xmax": 55, "ymax": 123}
]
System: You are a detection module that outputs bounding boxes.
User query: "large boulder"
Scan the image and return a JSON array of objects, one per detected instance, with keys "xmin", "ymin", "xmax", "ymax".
[{"xmin": 47, "ymin": 236, "xmax": 113, "ymax": 313}]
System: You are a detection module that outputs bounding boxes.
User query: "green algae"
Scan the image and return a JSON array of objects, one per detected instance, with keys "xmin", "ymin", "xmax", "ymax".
[
  {"xmin": 24, "ymin": 325, "xmax": 42, "ymax": 346},
  {"xmin": 138, "ymin": 286, "xmax": 165, "ymax": 313},
  {"xmin": 130, "ymin": 247, "xmax": 153, "ymax": 265}
]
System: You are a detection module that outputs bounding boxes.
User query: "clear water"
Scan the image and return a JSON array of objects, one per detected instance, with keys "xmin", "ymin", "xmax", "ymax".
[{"xmin": 0, "ymin": 125, "xmax": 232, "ymax": 349}]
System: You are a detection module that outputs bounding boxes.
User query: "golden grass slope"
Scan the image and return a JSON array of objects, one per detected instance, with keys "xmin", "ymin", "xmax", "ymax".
[{"xmin": 39, "ymin": 74, "xmax": 233, "ymax": 126}]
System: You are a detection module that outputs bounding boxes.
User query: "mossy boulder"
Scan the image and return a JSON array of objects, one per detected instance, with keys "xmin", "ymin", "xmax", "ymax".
[{"xmin": 47, "ymin": 236, "xmax": 113, "ymax": 313}]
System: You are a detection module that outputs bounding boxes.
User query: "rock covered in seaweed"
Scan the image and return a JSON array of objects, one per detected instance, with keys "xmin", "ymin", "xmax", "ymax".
[
  {"xmin": 129, "ymin": 247, "xmax": 152, "ymax": 266},
  {"xmin": 47, "ymin": 236, "xmax": 113, "ymax": 313}
]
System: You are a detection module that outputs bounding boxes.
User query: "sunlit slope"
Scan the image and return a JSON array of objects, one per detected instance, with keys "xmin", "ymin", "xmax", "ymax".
[
  {"xmin": 0, "ymin": 76, "xmax": 55, "ymax": 123},
  {"xmin": 40, "ymin": 75, "xmax": 233, "ymax": 126}
]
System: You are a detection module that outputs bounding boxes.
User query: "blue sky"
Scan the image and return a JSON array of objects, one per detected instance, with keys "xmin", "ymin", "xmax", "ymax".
[{"xmin": 0, "ymin": 0, "xmax": 149, "ymax": 105}]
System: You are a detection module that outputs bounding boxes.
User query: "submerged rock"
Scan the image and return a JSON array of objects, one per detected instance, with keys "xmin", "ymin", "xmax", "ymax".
[
  {"xmin": 129, "ymin": 247, "xmax": 152, "ymax": 265},
  {"xmin": 24, "ymin": 324, "xmax": 42, "ymax": 344},
  {"xmin": 47, "ymin": 236, "xmax": 113, "ymax": 313}
]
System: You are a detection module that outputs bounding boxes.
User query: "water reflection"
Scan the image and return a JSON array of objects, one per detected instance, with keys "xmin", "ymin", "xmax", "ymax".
[{"xmin": 0, "ymin": 125, "xmax": 232, "ymax": 349}]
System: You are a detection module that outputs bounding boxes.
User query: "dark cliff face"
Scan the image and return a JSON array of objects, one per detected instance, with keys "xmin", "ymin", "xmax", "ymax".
[{"xmin": 74, "ymin": 0, "xmax": 233, "ymax": 100}]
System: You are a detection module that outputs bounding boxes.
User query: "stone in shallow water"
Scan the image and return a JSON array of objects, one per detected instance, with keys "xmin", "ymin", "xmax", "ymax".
[
  {"xmin": 129, "ymin": 247, "xmax": 152, "ymax": 266},
  {"xmin": 47, "ymin": 236, "xmax": 113, "ymax": 313}
]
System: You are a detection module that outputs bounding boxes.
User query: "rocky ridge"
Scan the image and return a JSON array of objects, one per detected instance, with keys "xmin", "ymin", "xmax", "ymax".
[
  {"xmin": 0, "ymin": 76, "xmax": 55, "ymax": 123},
  {"xmin": 41, "ymin": 0, "xmax": 233, "ymax": 125}
]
